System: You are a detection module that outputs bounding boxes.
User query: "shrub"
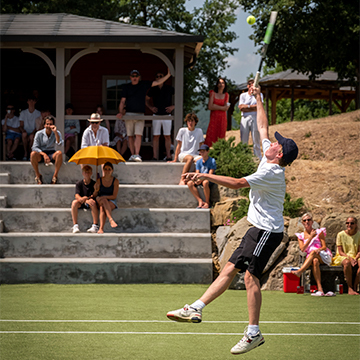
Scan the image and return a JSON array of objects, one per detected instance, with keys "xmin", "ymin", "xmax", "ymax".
[
  {"xmin": 283, "ymin": 193, "xmax": 304, "ymax": 217},
  {"xmin": 209, "ymin": 137, "xmax": 257, "ymax": 179}
]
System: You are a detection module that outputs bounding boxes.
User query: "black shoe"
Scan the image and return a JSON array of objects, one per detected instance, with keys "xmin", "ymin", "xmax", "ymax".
[{"xmin": 152, "ymin": 158, "xmax": 158, "ymax": 161}]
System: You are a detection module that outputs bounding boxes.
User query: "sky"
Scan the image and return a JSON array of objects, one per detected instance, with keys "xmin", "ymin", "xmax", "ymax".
[{"xmin": 186, "ymin": 0, "xmax": 259, "ymax": 86}]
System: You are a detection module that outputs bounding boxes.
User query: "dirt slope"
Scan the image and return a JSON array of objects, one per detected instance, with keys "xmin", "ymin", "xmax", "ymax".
[{"xmin": 226, "ymin": 110, "xmax": 360, "ymax": 218}]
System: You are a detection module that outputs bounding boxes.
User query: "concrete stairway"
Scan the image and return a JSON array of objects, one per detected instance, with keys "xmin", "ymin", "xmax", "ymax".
[{"xmin": 0, "ymin": 162, "xmax": 212, "ymax": 284}]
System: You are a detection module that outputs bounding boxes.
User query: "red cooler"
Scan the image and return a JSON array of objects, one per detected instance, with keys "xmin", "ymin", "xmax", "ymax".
[{"xmin": 282, "ymin": 267, "xmax": 300, "ymax": 293}]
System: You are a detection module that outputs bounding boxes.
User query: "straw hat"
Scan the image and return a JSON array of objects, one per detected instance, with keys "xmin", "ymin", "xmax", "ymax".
[{"xmin": 88, "ymin": 113, "xmax": 103, "ymax": 122}]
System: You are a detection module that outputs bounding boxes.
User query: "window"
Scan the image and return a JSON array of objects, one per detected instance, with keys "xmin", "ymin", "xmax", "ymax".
[{"xmin": 102, "ymin": 76, "xmax": 130, "ymax": 114}]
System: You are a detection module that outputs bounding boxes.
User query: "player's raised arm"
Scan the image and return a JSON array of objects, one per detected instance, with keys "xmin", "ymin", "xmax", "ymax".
[{"xmin": 252, "ymin": 85, "xmax": 269, "ymax": 142}]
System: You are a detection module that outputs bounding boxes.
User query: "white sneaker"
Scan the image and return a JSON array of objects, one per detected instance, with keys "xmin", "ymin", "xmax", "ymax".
[
  {"xmin": 128, "ymin": 155, "xmax": 136, "ymax": 162},
  {"xmin": 87, "ymin": 224, "xmax": 99, "ymax": 233},
  {"xmin": 72, "ymin": 224, "xmax": 80, "ymax": 233},
  {"xmin": 230, "ymin": 327, "xmax": 265, "ymax": 355},
  {"xmin": 133, "ymin": 155, "xmax": 142, "ymax": 162},
  {"xmin": 166, "ymin": 304, "xmax": 202, "ymax": 323}
]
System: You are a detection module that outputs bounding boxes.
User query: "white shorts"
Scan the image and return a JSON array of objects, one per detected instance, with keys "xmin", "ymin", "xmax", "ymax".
[
  {"xmin": 178, "ymin": 153, "xmax": 202, "ymax": 163},
  {"xmin": 125, "ymin": 113, "xmax": 144, "ymax": 136},
  {"xmin": 152, "ymin": 119, "xmax": 172, "ymax": 136}
]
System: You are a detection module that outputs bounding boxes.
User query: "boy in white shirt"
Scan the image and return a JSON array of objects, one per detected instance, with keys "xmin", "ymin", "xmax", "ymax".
[
  {"xmin": 2, "ymin": 104, "xmax": 21, "ymax": 160},
  {"xmin": 170, "ymin": 112, "xmax": 204, "ymax": 185}
]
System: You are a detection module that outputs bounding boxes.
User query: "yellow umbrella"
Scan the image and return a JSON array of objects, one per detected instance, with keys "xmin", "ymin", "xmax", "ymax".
[{"xmin": 68, "ymin": 146, "xmax": 125, "ymax": 166}]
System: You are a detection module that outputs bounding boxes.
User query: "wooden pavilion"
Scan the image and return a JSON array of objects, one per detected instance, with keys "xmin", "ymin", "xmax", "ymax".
[{"xmin": 228, "ymin": 70, "xmax": 357, "ymax": 127}]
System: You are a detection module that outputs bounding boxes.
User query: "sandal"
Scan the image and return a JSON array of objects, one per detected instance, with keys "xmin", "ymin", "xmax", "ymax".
[
  {"xmin": 35, "ymin": 175, "xmax": 43, "ymax": 185},
  {"xmin": 51, "ymin": 176, "xmax": 58, "ymax": 184}
]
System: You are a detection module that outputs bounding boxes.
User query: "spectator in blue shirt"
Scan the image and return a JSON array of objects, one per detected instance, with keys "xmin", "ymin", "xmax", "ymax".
[
  {"xmin": 30, "ymin": 116, "xmax": 63, "ymax": 184},
  {"xmin": 186, "ymin": 144, "xmax": 216, "ymax": 209}
]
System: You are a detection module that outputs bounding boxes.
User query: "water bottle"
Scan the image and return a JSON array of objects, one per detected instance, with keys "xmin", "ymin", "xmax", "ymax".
[
  {"xmin": 305, "ymin": 273, "xmax": 310, "ymax": 293},
  {"xmin": 335, "ymin": 276, "xmax": 340, "ymax": 294}
]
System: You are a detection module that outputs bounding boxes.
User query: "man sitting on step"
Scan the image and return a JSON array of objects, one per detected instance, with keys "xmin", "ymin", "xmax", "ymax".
[{"xmin": 71, "ymin": 165, "xmax": 99, "ymax": 234}]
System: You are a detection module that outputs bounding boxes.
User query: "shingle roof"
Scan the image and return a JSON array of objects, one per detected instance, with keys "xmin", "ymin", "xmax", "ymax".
[{"xmin": 0, "ymin": 13, "xmax": 204, "ymax": 43}]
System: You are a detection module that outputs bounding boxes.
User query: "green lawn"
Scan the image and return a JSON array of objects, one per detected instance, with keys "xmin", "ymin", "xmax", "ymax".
[{"xmin": 0, "ymin": 284, "xmax": 359, "ymax": 360}]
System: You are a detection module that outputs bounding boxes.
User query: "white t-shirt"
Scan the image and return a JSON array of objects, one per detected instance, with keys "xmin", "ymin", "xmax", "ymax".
[
  {"xmin": 81, "ymin": 125, "xmax": 110, "ymax": 148},
  {"xmin": 176, "ymin": 127, "xmax": 204, "ymax": 156},
  {"xmin": 239, "ymin": 91, "xmax": 264, "ymax": 117},
  {"xmin": 245, "ymin": 139, "xmax": 286, "ymax": 233},
  {"xmin": 2, "ymin": 116, "xmax": 20, "ymax": 133},
  {"xmin": 19, "ymin": 108, "xmax": 41, "ymax": 134}
]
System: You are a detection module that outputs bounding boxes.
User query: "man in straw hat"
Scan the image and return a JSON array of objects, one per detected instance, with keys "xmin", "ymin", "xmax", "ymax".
[
  {"xmin": 167, "ymin": 83, "xmax": 299, "ymax": 355},
  {"xmin": 81, "ymin": 113, "xmax": 109, "ymax": 148}
]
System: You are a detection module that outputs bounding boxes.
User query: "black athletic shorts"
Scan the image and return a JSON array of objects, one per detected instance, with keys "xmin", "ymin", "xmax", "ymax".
[{"xmin": 228, "ymin": 227, "xmax": 283, "ymax": 279}]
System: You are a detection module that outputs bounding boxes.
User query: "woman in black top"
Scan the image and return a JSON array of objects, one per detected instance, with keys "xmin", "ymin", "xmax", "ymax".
[{"xmin": 93, "ymin": 162, "xmax": 119, "ymax": 233}]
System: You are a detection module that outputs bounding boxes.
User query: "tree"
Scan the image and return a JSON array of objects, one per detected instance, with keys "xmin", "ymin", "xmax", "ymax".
[
  {"xmin": 2, "ymin": 0, "xmax": 242, "ymax": 112},
  {"xmin": 238, "ymin": 0, "xmax": 359, "ymax": 106}
]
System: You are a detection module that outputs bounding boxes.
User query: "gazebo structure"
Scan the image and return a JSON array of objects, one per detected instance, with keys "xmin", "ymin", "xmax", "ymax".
[
  {"xmin": 0, "ymin": 13, "xmax": 203, "ymax": 159},
  {"xmin": 228, "ymin": 70, "xmax": 357, "ymax": 126}
]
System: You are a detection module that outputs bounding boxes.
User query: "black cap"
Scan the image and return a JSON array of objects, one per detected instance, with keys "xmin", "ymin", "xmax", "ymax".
[
  {"xmin": 65, "ymin": 103, "xmax": 73, "ymax": 110},
  {"xmin": 275, "ymin": 132, "xmax": 298, "ymax": 165},
  {"xmin": 130, "ymin": 70, "xmax": 140, "ymax": 76},
  {"xmin": 198, "ymin": 144, "xmax": 210, "ymax": 151}
]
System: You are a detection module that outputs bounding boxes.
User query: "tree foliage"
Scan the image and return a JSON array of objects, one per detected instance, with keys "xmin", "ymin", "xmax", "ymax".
[
  {"xmin": 238, "ymin": 0, "xmax": 359, "ymax": 84},
  {"xmin": 1, "ymin": 0, "xmax": 241, "ymax": 112}
]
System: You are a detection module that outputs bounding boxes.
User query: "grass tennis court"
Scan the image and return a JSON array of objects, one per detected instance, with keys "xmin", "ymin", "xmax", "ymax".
[{"xmin": 0, "ymin": 284, "xmax": 359, "ymax": 359}]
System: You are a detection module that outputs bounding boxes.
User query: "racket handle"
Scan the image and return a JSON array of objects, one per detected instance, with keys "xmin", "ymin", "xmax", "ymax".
[{"xmin": 254, "ymin": 72, "xmax": 261, "ymax": 88}]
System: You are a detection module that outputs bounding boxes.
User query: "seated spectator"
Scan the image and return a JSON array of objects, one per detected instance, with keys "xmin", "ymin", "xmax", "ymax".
[
  {"xmin": 30, "ymin": 116, "xmax": 63, "ymax": 184},
  {"xmin": 2, "ymin": 103, "xmax": 21, "ymax": 160},
  {"xmin": 20, "ymin": 95, "xmax": 41, "ymax": 160},
  {"xmin": 81, "ymin": 113, "xmax": 109, "ymax": 148},
  {"xmin": 64, "ymin": 103, "xmax": 80, "ymax": 157},
  {"xmin": 291, "ymin": 212, "xmax": 333, "ymax": 296},
  {"xmin": 169, "ymin": 113, "xmax": 204, "ymax": 185},
  {"xmin": 71, "ymin": 165, "xmax": 99, "ymax": 234},
  {"xmin": 111, "ymin": 117, "xmax": 128, "ymax": 156},
  {"xmin": 332, "ymin": 217, "xmax": 360, "ymax": 295},
  {"xmin": 92, "ymin": 162, "xmax": 119, "ymax": 234},
  {"xmin": 96, "ymin": 104, "xmax": 111, "ymax": 133},
  {"xmin": 35, "ymin": 108, "xmax": 51, "ymax": 132},
  {"xmin": 185, "ymin": 144, "xmax": 216, "ymax": 209}
]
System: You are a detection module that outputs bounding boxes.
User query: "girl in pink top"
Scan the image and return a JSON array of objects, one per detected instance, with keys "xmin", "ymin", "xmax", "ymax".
[{"xmin": 292, "ymin": 212, "xmax": 333, "ymax": 296}]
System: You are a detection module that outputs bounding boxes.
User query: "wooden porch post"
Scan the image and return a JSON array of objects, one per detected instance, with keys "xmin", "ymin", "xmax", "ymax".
[
  {"xmin": 174, "ymin": 46, "xmax": 184, "ymax": 145},
  {"xmin": 56, "ymin": 48, "xmax": 65, "ymax": 155},
  {"xmin": 265, "ymin": 88, "xmax": 269, "ymax": 117},
  {"xmin": 329, "ymin": 89, "xmax": 333, "ymax": 115}
]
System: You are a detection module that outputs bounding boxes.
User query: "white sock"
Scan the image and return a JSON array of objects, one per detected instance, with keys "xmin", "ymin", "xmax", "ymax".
[
  {"xmin": 247, "ymin": 325, "xmax": 259, "ymax": 336},
  {"xmin": 190, "ymin": 300, "xmax": 205, "ymax": 310}
]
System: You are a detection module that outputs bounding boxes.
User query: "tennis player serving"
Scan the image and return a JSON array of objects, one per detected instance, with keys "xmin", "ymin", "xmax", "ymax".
[{"xmin": 167, "ymin": 83, "xmax": 299, "ymax": 355}]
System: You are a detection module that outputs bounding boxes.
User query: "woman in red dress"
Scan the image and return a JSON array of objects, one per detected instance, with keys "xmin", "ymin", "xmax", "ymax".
[{"xmin": 204, "ymin": 78, "xmax": 230, "ymax": 147}]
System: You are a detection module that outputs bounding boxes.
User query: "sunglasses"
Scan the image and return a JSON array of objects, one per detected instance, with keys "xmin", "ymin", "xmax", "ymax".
[
  {"xmin": 302, "ymin": 219, "xmax": 312, "ymax": 222},
  {"xmin": 92, "ymin": 121, "xmax": 100, "ymax": 124},
  {"xmin": 7, "ymin": 107, "xmax": 14, "ymax": 110},
  {"xmin": 131, "ymin": 74, "xmax": 139, "ymax": 78},
  {"xmin": 156, "ymin": 75, "xmax": 163, "ymax": 78},
  {"xmin": 346, "ymin": 222, "xmax": 355, "ymax": 225}
]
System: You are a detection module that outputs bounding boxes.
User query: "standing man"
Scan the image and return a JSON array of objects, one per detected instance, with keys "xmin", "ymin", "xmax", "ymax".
[
  {"xmin": 19, "ymin": 95, "xmax": 41, "ymax": 160},
  {"xmin": 30, "ymin": 116, "xmax": 63, "ymax": 185},
  {"xmin": 239, "ymin": 78, "xmax": 264, "ymax": 160},
  {"xmin": 145, "ymin": 71, "xmax": 174, "ymax": 161},
  {"xmin": 166, "ymin": 84, "xmax": 298, "ymax": 355},
  {"xmin": 117, "ymin": 68, "xmax": 172, "ymax": 162}
]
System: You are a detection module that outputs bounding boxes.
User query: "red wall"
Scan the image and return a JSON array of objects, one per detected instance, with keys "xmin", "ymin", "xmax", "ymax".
[{"xmin": 70, "ymin": 49, "xmax": 170, "ymax": 115}]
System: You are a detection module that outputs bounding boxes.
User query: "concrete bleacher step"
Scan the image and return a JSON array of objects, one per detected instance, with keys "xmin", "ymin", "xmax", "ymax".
[
  {"xmin": 0, "ymin": 195, "xmax": 6, "ymax": 208},
  {"xmin": 0, "ymin": 232, "xmax": 212, "ymax": 259},
  {"xmin": 0, "ymin": 161, "xmax": 186, "ymax": 185},
  {"xmin": 0, "ymin": 208, "xmax": 210, "ymax": 233},
  {"xmin": 0, "ymin": 257, "xmax": 213, "ymax": 284},
  {"xmin": 0, "ymin": 173, "xmax": 10, "ymax": 184},
  {"xmin": 0, "ymin": 184, "xmax": 197, "ymax": 208}
]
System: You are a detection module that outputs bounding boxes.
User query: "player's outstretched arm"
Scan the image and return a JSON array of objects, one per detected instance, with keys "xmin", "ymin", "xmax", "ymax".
[
  {"xmin": 183, "ymin": 173, "xmax": 249, "ymax": 189},
  {"xmin": 252, "ymin": 85, "xmax": 269, "ymax": 142}
]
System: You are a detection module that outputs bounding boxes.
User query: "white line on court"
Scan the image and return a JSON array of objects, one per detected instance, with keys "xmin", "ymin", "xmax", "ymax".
[
  {"xmin": 0, "ymin": 319, "xmax": 359, "ymax": 325},
  {"xmin": 0, "ymin": 331, "xmax": 359, "ymax": 336}
]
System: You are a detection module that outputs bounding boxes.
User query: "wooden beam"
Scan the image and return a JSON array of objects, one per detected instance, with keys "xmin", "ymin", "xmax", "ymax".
[
  {"xmin": 266, "ymin": 88, "xmax": 269, "ymax": 117},
  {"xmin": 329, "ymin": 89, "xmax": 332, "ymax": 115},
  {"xmin": 271, "ymin": 89, "xmax": 277, "ymax": 125},
  {"xmin": 291, "ymin": 87, "xmax": 294, "ymax": 122}
]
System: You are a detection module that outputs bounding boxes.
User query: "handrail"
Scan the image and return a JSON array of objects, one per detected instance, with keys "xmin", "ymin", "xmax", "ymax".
[{"xmin": 64, "ymin": 115, "xmax": 174, "ymax": 121}]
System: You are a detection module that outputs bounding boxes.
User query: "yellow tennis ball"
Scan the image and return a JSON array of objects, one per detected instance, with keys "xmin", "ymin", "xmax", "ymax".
[{"xmin": 247, "ymin": 16, "xmax": 256, "ymax": 25}]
